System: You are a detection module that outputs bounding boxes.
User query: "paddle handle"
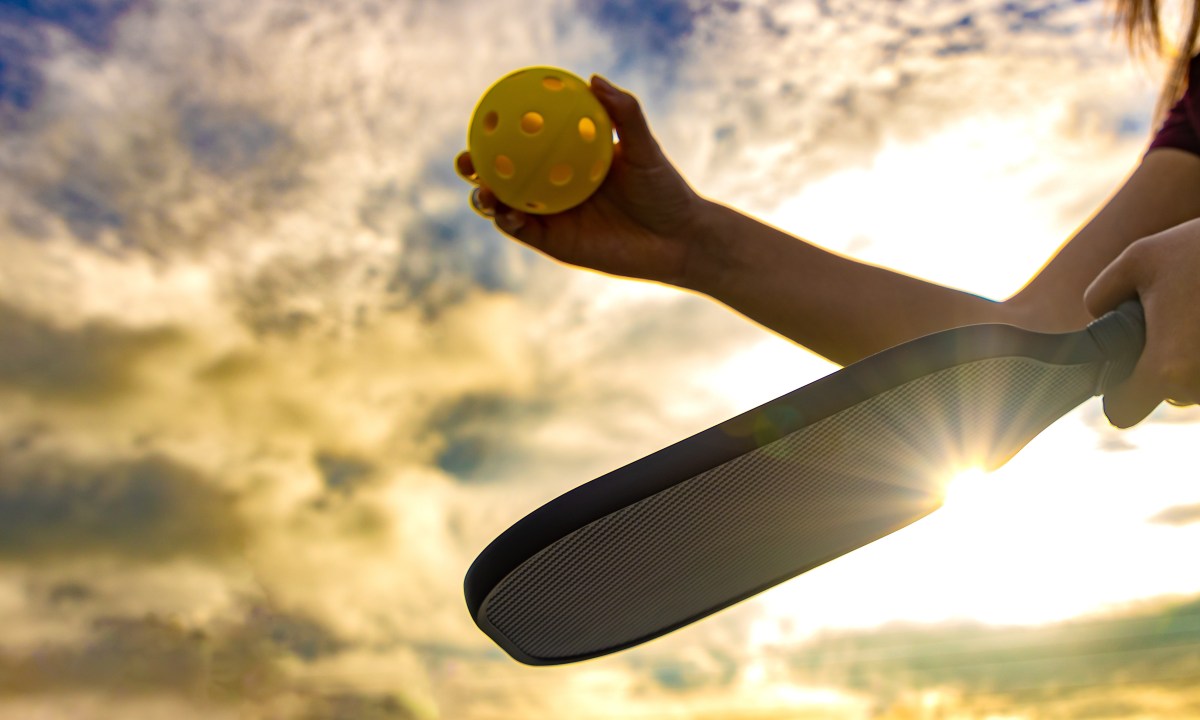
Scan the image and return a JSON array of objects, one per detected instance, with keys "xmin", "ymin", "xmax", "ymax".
[{"xmin": 1086, "ymin": 299, "xmax": 1146, "ymax": 395}]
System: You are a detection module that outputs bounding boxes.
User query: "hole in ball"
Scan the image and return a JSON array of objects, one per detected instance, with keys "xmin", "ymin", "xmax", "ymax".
[
  {"xmin": 495, "ymin": 155, "xmax": 515, "ymax": 179},
  {"xmin": 526, "ymin": 201, "xmax": 545, "ymax": 211},
  {"xmin": 483, "ymin": 111, "xmax": 499, "ymax": 133},
  {"xmin": 548, "ymin": 163, "xmax": 573, "ymax": 186},
  {"xmin": 590, "ymin": 159, "xmax": 607, "ymax": 183},
  {"xmin": 521, "ymin": 112, "xmax": 544, "ymax": 135},
  {"xmin": 543, "ymin": 76, "xmax": 564, "ymax": 91},
  {"xmin": 578, "ymin": 117, "xmax": 596, "ymax": 142}
]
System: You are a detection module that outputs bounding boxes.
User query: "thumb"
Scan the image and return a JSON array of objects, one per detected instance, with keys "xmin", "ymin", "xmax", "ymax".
[
  {"xmin": 1084, "ymin": 242, "xmax": 1162, "ymax": 427},
  {"xmin": 1084, "ymin": 244, "xmax": 1142, "ymax": 318},
  {"xmin": 590, "ymin": 75, "xmax": 664, "ymax": 167}
]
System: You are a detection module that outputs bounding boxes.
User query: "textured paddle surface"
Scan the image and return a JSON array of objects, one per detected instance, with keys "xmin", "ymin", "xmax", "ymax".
[{"xmin": 482, "ymin": 356, "xmax": 1097, "ymax": 662}]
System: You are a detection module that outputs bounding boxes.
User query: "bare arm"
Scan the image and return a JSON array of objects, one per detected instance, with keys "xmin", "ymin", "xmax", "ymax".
[
  {"xmin": 1009, "ymin": 148, "xmax": 1200, "ymax": 327},
  {"xmin": 462, "ymin": 78, "xmax": 1200, "ymax": 414},
  {"xmin": 680, "ymin": 148, "xmax": 1200, "ymax": 366}
]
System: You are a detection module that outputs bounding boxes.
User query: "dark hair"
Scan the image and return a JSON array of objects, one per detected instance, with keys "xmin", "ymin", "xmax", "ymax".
[{"xmin": 1110, "ymin": 0, "xmax": 1200, "ymax": 125}]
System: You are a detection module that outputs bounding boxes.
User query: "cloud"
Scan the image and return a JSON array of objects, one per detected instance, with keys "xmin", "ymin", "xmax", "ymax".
[
  {"xmin": 35, "ymin": 176, "xmax": 128, "ymax": 247},
  {"xmin": 383, "ymin": 209, "xmax": 532, "ymax": 320},
  {"xmin": 765, "ymin": 595, "xmax": 1200, "ymax": 713},
  {"xmin": 4, "ymin": 0, "xmax": 144, "ymax": 52},
  {"xmin": 0, "ymin": 605, "xmax": 428, "ymax": 718},
  {"xmin": 0, "ymin": 7, "xmax": 49, "ymax": 125},
  {"xmin": 0, "ymin": 613, "xmax": 263, "ymax": 700},
  {"xmin": 425, "ymin": 391, "xmax": 554, "ymax": 482},
  {"xmin": 433, "ymin": 592, "xmax": 1200, "ymax": 719},
  {"xmin": 0, "ymin": 451, "xmax": 246, "ymax": 562},
  {"xmin": 648, "ymin": 0, "xmax": 1148, "ymax": 214},
  {"xmin": 178, "ymin": 103, "xmax": 292, "ymax": 178},
  {"xmin": 0, "ymin": 300, "xmax": 180, "ymax": 400},
  {"xmin": 1147, "ymin": 503, "xmax": 1200, "ymax": 526},
  {"xmin": 298, "ymin": 693, "xmax": 419, "ymax": 720},
  {"xmin": 0, "ymin": 0, "xmax": 1186, "ymax": 717},
  {"xmin": 0, "ymin": 615, "xmax": 220, "ymax": 698},
  {"xmin": 0, "ymin": 5, "xmax": 320, "ymax": 259},
  {"xmin": 313, "ymin": 451, "xmax": 375, "ymax": 496},
  {"xmin": 585, "ymin": 0, "xmax": 699, "ymax": 71},
  {"xmin": 626, "ymin": 647, "xmax": 740, "ymax": 693},
  {"xmin": 0, "ymin": 0, "xmax": 145, "ymax": 130}
]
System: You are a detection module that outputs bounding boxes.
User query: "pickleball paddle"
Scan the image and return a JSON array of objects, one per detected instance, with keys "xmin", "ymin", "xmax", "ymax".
[{"xmin": 465, "ymin": 301, "xmax": 1145, "ymax": 665}]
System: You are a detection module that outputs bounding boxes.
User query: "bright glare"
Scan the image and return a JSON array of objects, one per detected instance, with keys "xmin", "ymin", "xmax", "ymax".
[
  {"xmin": 748, "ymin": 413, "xmax": 1200, "ymax": 641},
  {"xmin": 764, "ymin": 107, "xmax": 1109, "ymax": 300},
  {"xmin": 940, "ymin": 466, "xmax": 990, "ymax": 508}
]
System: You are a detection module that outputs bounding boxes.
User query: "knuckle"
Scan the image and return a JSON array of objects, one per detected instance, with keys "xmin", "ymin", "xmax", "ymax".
[
  {"xmin": 1119, "ymin": 236, "xmax": 1149, "ymax": 267},
  {"xmin": 1127, "ymin": 234, "xmax": 1166, "ymax": 274},
  {"xmin": 614, "ymin": 90, "xmax": 640, "ymax": 114},
  {"xmin": 1119, "ymin": 240, "xmax": 1147, "ymax": 275}
]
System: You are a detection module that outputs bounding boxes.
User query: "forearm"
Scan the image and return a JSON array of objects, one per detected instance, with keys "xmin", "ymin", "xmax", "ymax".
[
  {"xmin": 1009, "ymin": 149, "xmax": 1200, "ymax": 327},
  {"xmin": 682, "ymin": 199, "xmax": 1018, "ymax": 366},
  {"xmin": 681, "ymin": 150, "xmax": 1200, "ymax": 367}
]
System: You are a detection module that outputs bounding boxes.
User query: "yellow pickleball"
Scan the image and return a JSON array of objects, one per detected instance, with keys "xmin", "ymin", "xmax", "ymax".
[{"xmin": 468, "ymin": 66, "xmax": 614, "ymax": 215}]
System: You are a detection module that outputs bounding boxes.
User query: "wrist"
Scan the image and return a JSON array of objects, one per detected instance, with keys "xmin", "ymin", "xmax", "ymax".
[{"xmin": 677, "ymin": 198, "xmax": 742, "ymax": 297}]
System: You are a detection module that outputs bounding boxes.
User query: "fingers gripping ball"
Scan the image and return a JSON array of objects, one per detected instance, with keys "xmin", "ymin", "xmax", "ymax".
[{"xmin": 468, "ymin": 67, "xmax": 614, "ymax": 215}]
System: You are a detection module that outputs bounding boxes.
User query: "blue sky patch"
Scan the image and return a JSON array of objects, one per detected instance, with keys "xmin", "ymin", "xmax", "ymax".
[
  {"xmin": 0, "ymin": 7, "xmax": 48, "ymax": 117},
  {"xmin": 37, "ymin": 179, "xmax": 125, "ymax": 246},
  {"xmin": 179, "ymin": 103, "xmax": 288, "ymax": 177},
  {"xmin": 0, "ymin": 0, "xmax": 141, "ymax": 51},
  {"xmin": 429, "ymin": 392, "xmax": 548, "ymax": 482},
  {"xmin": 998, "ymin": 0, "xmax": 1084, "ymax": 36},
  {"xmin": 0, "ymin": 57, "xmax": 38, "ymax": 111},
  {"xmin": 387, "ymin": 211, "xmax": 527, "ymax": 318},
  {"xmin": 584, "ymin": 0, "xmax": 697, "ymax": 70}
]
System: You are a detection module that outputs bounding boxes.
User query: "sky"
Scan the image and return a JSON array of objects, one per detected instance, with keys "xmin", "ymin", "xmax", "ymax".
[{"xmin": 2, "ymin": 0, "xmax": 1200, "ymax": 717}]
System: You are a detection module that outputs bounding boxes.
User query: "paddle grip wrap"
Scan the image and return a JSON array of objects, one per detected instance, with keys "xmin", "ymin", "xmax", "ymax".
[{"xmin": 1086, "ymin": 299, "xmax": 1146, "ymax": 395}]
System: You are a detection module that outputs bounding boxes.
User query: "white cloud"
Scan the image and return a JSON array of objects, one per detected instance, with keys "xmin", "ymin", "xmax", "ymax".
[{"xmin": 0, "ymin": 0, "xmax": 1192, "ymax": 717}]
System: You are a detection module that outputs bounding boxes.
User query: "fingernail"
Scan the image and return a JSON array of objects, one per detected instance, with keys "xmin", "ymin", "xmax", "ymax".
[
  {"xmin": 592, "ymin": 74, "xmax": 616, "ymax": 94},
  {"xmin": 498, "ymin": 212, "xmax": 524, "ymax": 232},
  {"xmin": 471, "ymin": 188, "xmax": 494, "ymax": 217}
]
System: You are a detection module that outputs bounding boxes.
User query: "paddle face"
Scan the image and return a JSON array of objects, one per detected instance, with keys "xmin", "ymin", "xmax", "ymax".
[{"xmin": 466, "ymin": 303, "xmax": 1145, "ymax": 665}]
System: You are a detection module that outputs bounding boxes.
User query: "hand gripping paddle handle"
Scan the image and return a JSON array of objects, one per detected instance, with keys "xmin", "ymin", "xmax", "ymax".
[{"xmin": 1086, "ymin": 299, "xmax": 1146, "ymax": 395}]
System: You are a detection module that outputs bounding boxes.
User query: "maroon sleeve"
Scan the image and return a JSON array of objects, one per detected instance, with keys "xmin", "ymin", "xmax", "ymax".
[{"xmin": 1147, "ymin": 55, "xmax": 1200, "ymax": 157}]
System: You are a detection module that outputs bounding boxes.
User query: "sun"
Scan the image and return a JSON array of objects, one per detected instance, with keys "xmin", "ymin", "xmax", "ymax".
[{"xmin": 939, "ymin": 466, "xmax": 991, "ymax": 509}]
